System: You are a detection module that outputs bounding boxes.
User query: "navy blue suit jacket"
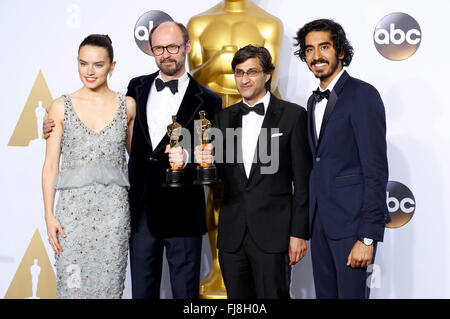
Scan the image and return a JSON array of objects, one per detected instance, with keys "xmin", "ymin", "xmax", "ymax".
[
  {"xmin": 307, "ymin": 71, "xmax": 389, "ymax": 242},
  {"xmin": 126, "ymin": 71, "xmax": 222, "ymax": 237}
]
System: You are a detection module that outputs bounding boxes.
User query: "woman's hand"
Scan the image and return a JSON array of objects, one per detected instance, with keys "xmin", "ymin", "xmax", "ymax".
[{"xmin": 45, "ymin": 215, "xmax": 66, "ymax": 256}]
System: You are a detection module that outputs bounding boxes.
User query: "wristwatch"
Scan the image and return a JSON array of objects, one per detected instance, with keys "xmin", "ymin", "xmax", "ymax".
[{"xmin": 359, "ymin": 237, "xmax": 373, "ymax": 246}]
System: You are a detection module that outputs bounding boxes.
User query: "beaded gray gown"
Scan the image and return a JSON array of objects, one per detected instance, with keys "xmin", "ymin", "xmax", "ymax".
[{"xmin": 53, "ymin": 94, "xmax": 130, "ymax": 299}]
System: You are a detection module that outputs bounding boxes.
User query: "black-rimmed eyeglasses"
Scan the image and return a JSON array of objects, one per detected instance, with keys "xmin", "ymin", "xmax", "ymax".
[
  {"xmin": 151, "ymin": 44, "xmax": 184, "ymax": 56},
  {"xmin": 234, "ymin": 69, "xmax": 263, "ymax": 78}
]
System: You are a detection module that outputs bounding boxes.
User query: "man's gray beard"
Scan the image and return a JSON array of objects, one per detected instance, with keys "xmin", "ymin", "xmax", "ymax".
[
  {"xmin": 158, "ymin": 52, "xmax": 185, "ymax": 77},
  {"xmin": 159, "ymin": 62, "xmax": 183, "ymax": 76}
]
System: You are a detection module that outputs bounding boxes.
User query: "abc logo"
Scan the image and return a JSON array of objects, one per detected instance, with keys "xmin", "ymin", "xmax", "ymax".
[
  {"xmin": 385, "ymin": 181, "xmax": 415, "ymax": 228},
  {"xmin": 374, "ymin": 12, "xmax": 421, "ymax": 61},
  {"xmin": 134, "ymin": 10, "xmax": 173, "ymax": 55}
]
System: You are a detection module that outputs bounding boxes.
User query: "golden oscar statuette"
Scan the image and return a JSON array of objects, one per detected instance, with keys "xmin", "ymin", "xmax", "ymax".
[
  {"xmin": 162, "ymin": 115, "xmax": 188, "ymax": 187},
  {"xmin": 187, "ymin": 0, "xmax": 284, "ymax": 299},
  {"xmin": 194, "ymin": 111, "xmax": 220, "ymax": 185}
]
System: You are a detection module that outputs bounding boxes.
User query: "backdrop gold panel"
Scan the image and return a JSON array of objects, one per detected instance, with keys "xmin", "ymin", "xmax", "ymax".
[
  {"xmin": 5, "ymin": 229, "xmax": 56, "ymax": 299},
  {"xmin": 8, "ymin": 70, "xmax": 51, "ymax": 147}
]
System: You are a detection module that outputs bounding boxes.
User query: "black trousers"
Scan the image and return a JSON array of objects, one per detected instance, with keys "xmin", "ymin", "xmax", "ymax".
[
  {"xmin": 129, "ymin": 209, "xmax": 202, "ymax": 299},
  {"xmin": 219, "ymin": 229, "xmax": 291, "ymax": 299}
]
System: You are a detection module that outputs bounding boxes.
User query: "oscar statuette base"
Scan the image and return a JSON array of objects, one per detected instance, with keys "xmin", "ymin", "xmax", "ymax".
[
  {"xmin": 162, "ymin": 168, "xmax": 188, "ymax": 188},
  {"xmin": 193, "ymin": 165, "xmax": 221, "ymax": 186}
]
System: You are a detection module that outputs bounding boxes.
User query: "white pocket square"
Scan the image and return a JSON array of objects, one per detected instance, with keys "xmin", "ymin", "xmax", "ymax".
[{"xmin": 271, "ymin": 133, "xmax": 283, "ymax": 137}]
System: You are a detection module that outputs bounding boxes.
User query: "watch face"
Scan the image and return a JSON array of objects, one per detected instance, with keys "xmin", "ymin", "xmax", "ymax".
[{"xmin": 364, "ymin": 238, "xmax": 373, "ymax": 245}]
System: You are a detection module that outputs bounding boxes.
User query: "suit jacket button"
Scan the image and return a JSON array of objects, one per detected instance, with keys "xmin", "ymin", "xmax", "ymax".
[
  {"xmin": 149, "ymin": 156, "xmax": 153, "ymax": 161},
  {"xmin": 316, "ymin": 157, "xmax": 321, "ymax": 162},
  {"xmin": 245, "ymin": 187, "xmax": 250, "ymax": 192}
]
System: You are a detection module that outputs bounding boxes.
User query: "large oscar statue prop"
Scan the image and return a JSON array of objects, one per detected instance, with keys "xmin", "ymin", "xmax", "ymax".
[
  {"xmin": 187, "ymin": 0, "xmax": 283, "ymax": 299},
  {"xmin": 162, "ymin": 115, "xmax": 187, "ymax": 187},
  {"xmin": 194, "ymin": 111, "xmax": 220, "ymax": 185}
]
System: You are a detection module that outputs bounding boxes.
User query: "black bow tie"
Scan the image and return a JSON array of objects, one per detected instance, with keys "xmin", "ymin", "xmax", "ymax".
[
  {"xmin": 312, "ymin": 89, "xmax": 330, "ymax": 103},
  {"xmin": 240, "ymin": 102, "xmax": 265, "ymax": 116},
  {"xmin": 155, "ymin": 78, "xmax": 178, "ymax": 94}
]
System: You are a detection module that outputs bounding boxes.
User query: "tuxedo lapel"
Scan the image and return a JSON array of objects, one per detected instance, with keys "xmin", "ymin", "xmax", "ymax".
[
  {"xmin": 317, "ymin": 70, "xmax": 350, "ymax": 149},
  {"xmin": 151, "ymin": 74, "xmax": 205, "ymax": 155},
  {"xmin": 134, "ymin": 73, "xmax": 156, "ymax": 152},
  {"xmin": 317, "ymin": 90, "xmax": 338, "ymax": 145},
  {"xmin": 248, "ymin": 94, "xmax": 283, "ymax": 182},
  {"xmin": 307, "ymin": 96, "xmax": 318, "ymax": 152},
  {"xmin": 228, "ymin": 102, "xmax": 246, "ymax": 179}
]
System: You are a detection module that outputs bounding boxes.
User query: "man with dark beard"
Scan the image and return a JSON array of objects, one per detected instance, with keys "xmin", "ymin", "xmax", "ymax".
[
  {"xmin": 125, "ymin": 21, "xmax": 221, "ymax": 298},
  {"xmin": 294, "ymin": 19, "xmax": 389, "ymax": 299}
]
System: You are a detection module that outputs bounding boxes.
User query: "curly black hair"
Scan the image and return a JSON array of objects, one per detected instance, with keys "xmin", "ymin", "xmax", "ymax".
[{"xmin": 294, "ymin": 19, "xmax": 354, "ymax": 67}]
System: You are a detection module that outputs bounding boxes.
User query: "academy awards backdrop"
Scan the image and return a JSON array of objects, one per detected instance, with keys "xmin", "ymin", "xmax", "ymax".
[{"xmin": 1, "ymin": 0, "xmax": 449, "ymax": 299}]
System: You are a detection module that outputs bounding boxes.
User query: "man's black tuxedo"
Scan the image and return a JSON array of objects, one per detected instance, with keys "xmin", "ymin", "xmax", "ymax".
[
  {"xmin": 213, "ymin": 94, "xmax": 311, "ymax": 298},
  {"xmin": 127, "ymin": 71, "xmax": 221, "ymax": 237},
  {"xmin": 126, "ymin": 71, "xmax": 221, "ymax": 298}
]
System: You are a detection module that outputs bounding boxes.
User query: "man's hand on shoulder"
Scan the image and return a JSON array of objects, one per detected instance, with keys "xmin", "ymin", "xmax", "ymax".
[
  {"xmin": 44, "ymin": 98, "xmax": 65, "ymax": 139},
  {"xmin": 43, "ymin": 108, "xmax": 55, "ymax": 139}
]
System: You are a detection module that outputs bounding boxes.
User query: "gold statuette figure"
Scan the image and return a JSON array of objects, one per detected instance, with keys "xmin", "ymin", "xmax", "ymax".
[
  {"xmin": 188, "ymin": 0, "xmax": 283, "ymax": 108},
  {"xmin": 198, "ymin": 111, "xmax": 211, "ymax": 150},
  {"xmin": 194, "ymin": 111, "xmax": 220, "ymax": 185},
  {"xmin": 162, "ymin": 115, "xmax": 187, "ymax": 187},
  {"xmin": 187, "ymin": 0, "xmax": 284, "ymax": 299}
]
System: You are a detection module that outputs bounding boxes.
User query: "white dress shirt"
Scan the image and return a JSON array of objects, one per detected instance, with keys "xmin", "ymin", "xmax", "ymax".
[
  {"xmin": 314, "ymin": 69, "xmax": 345, "ymax": 137},
  {"xmin": 146, "ymin": 72, "xmax": 190, "ymax": 148},
  {"xmin": 242, "ymin": 91, "xmax": 271, "ymax": 178}
]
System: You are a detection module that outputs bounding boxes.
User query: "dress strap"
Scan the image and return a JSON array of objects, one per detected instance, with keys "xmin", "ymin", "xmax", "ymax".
[
  {"xmin": 61, "ymin": 94, "xmax": 73, "ymax": 124},
  {"xmin": 120, "ymin": 93, "xmax": 126, "ymax": 113},
  {"xmin": 118, "ymin": 93, "xmax": 128, "ymax": 122}
]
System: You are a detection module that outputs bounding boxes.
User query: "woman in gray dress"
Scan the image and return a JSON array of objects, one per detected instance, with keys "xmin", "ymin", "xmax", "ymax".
[{"xmin": 42, "ymin": 34, "xmax": 136, "ymax": 298}]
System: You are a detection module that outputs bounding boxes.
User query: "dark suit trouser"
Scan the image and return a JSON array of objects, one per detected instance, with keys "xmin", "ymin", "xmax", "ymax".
[
  {"xmin": 129, "ymin": 208, "xmax": 202, "ymax": 299},
  {"xmin": 310, "ymin": 208, "xmax": 377, "ymax": 299},
  {"xmin": 218, "ymin": 229, "xmax": 291, "ymax": 299}
]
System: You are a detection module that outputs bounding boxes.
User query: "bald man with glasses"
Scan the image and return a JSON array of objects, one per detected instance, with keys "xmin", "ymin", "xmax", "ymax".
[{"xmin": 125, "ymin": 21, "xmax": 222, "ymax": 299}]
